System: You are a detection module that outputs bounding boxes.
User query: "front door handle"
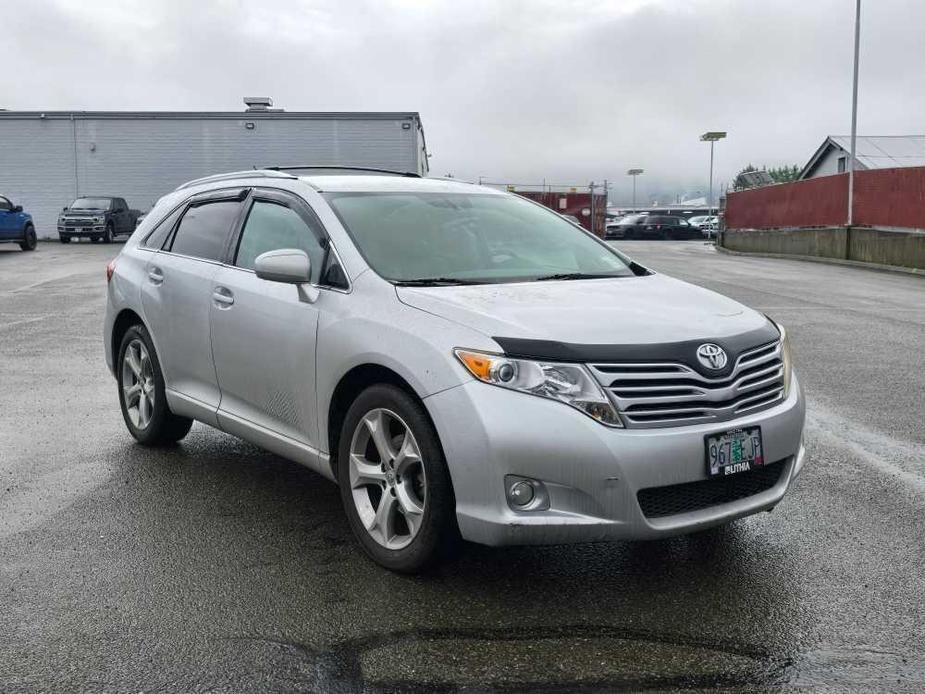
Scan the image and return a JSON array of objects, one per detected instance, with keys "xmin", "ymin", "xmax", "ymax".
[
  {"xmin": 212, "ymin": 286, "xmax": 235, "ymax": 307},
  {"xmin": 148, "ymin": 267, "xmax": 164, "ymax": 285}
]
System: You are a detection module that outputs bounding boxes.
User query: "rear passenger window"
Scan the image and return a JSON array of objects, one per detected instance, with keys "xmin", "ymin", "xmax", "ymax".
[
  {"xmin": 143, "ymin": 205, "xmax": 183, "ymax": 249},
  {"xmin": 169, "ymin": 201, "xmax": 240, "ymax": 261},
  {"xmin": 235, "ymin": 200, "xmax": 325, "ymax": 283}
]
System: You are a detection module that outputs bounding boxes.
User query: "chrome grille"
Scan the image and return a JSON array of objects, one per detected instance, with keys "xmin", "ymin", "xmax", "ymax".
[{"xmin": 589, "ymin": 340, "xmax": 784, "ymax": 428}]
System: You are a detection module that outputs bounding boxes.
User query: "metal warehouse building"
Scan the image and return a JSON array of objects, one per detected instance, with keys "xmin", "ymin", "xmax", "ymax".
[{"xmin": 0, "ymin": 99, "xmax": 428, "ymax": 236}]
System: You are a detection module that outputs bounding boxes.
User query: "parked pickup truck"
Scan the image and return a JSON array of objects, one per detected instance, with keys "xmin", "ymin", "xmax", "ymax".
[
  {"xmin": 58, "ymin": 196, "xmax": 141, "ymax": 244},
  {"xmin": 0, "ymin": 194, "xmax": 37, "ymax": 251}
]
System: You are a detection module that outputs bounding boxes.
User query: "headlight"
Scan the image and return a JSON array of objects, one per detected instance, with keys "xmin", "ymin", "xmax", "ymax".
[
  {"xmin": 454, "ymin": 349, "xmax": 623, "ymax": 427},
  {"xmin": 775, "ymin": 321, "xmax": 793, "ymax": 397},
  {"xmin": 92, "ymin": 216, "xmax": 103, "ymax": 223}
]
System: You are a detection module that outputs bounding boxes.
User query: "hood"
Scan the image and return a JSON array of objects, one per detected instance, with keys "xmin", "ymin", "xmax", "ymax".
[{"xmin": 397, "ymin": 274, "xmax": 769, "ymax": 347}]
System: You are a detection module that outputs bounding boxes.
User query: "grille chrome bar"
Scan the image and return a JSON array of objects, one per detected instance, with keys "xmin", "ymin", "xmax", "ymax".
[{"xmin": 589, "ymin": 340, "xmax": 785, "ymax": 428}]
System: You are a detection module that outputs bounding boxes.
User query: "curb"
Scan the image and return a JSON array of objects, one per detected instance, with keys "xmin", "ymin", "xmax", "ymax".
[{"xmin": 715, "ymin": 245, "xmax": 925, "ymax": 278}]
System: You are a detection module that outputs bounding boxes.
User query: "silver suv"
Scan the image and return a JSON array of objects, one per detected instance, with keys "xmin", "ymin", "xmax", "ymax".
[{"xmin": 104, "ymin": 168, "xmax": 806, "ymax": 572}]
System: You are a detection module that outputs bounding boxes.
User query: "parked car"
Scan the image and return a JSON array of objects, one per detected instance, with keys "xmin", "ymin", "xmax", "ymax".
[
  {"xmin": 608, "ymin": 214, "xmax": 701, "ymax": 240},
  {"xmin": 58, "ymin": 196, "xmax": 142, "ymax": 244},
  {"xmin": 0, "ymin": 195, "xmax": 37, "ymax": 251},
  {"xmin": 691, "ymin": 215, "xmax": 719, "ymax": 238},
  {"xmin": 104, "ymin": 169, "xmax": 806, "ymax": 573}
]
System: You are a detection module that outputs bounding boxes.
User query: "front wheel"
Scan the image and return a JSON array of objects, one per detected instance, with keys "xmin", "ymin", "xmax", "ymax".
[
  {"xmin": 337, "ymin": 384, "xmax": 457, "ymax": 573},
  {"xmin": 19, "ymin": 225, "xmax": 37, "ymax": 251},
  {"xmin": 117, "ymin": 324, "xmax": 193, "ymax": 446},
  {"xmin": 59, "ymin": 234, "xmax": 71, "ymax": 244},
  {"xmin": 103, "ymin": 223, "xmax": 114, "ymax": 244}
]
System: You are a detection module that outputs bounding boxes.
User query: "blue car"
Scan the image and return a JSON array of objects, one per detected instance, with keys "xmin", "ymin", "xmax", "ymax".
[{"xmin": 0, "ymin": 195, "xmax": 37, "ymax": 251}]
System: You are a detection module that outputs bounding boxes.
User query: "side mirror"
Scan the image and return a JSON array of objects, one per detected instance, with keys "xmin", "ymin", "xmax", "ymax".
[
  {"xmin": 255, "ymin": 248, "xmax": 311, "ymax": 283},
  {"xmin": 255, "ymin": 249, "xmax": 318, "ymax": 303},
  {"xmin": 13, "ymin": 205, "xmax": 23, "ymax": 213},
  {"xmin": 62, "ymin": 206, "xmax": 68, "ymax": 211}
]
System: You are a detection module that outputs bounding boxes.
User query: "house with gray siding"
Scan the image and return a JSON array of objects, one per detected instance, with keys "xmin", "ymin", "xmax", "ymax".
[
  {"xmin": 799, "ymin": 135, "xmax": 925, "ymax": 179},
  {"xmin": 0, "ymin": 101, "xmax": 428, "ymax": 236}
]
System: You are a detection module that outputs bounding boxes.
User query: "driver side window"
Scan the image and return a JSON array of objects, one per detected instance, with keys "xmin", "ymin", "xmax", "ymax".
[
  {"xmin": 234, "ymin": 200, "xmax": 326, "ymax": 284},
  {"xmin": 0, "ymin": 197, "xmax": 11, "ymax": 211}
]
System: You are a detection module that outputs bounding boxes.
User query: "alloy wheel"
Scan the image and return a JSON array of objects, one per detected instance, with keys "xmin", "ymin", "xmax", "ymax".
[
  {"xmin": 348, "ymin": 408, "xmax": 427, "ymax": 550},
  {"xmin": 122, "ymin": 338, "xmax": 155, "ymax": 430}
]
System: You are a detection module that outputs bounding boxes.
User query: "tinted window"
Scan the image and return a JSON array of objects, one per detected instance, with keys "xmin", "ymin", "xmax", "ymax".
[
  {"xmin": 143, "ymin": 205, "xmax": 184, "ymax": 249},
  {"xmin": 169, "ymin": 201, "xmax": 240, "ymax": 261},
  {"xmin": 619, "ymin": 214, "xmax": 647, "ymax": 224},
  {"xmin": 235, "ymin": 200, "xmax": 325, "ymax": 282}
]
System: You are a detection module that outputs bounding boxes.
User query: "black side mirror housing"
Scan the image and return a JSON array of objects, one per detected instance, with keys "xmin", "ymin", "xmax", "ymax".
[{"xmin": 13, "ymin": 205, "xmax": 23, "ymax": 213}]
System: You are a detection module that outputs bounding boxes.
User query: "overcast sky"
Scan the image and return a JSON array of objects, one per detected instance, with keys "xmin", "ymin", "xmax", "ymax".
[{"xmin": 5, "ymin": 0, "xmax": 924, "ymax": 203}]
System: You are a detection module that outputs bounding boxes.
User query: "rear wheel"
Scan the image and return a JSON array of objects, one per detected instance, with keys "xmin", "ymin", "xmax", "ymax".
[
  {"xmin": 117, "ymin": 324, "xmax": 193, "ymax": 446},
  {"xmin": 337, "ymin": 384, "xmax": 457, "ymax": 573},
  {"xmin": 19, "ymin": 224, "xmax": 37, "ymax": 251}
]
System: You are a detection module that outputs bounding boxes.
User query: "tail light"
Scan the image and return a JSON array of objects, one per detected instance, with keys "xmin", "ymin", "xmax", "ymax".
[{"xmin": 106, "ymin": 258, "xmax": 116, "ymax": 283}]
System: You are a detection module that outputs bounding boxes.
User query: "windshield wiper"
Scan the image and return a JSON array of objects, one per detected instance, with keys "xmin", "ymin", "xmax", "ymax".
[
  {"xmin": 534, "ymin": 272, "xmax": 621, "ymax": 281},
  {"xmin": 393, "ymin": 277, "xmax": 485, "ymax": 286}
]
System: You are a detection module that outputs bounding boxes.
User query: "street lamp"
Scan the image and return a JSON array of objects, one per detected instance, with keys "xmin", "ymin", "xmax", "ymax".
[
  {"xmin": 700, "ymin": 131, "xmax": 726, "ymax": 213},
  {"xmin": 847, "ymin": 0, "xmax": 861, "ymax": 226},
  {"xmin": 627, "ymin": 169, "xmax": 644, "ymax": 212}
]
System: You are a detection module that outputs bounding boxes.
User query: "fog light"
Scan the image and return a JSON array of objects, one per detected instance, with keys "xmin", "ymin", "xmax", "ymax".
[
  {"xmin": 504, "ymin": 475, "xmax": 550, "ymax": 511},
  {"xmin": 509, "ymin": 480, "xmax": 535, "ymax": 506}
]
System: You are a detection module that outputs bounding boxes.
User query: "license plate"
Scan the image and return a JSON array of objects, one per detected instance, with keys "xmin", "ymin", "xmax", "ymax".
[{"xmin": 705, "ymin": 427, "xmax": 764, "ymax": 477}]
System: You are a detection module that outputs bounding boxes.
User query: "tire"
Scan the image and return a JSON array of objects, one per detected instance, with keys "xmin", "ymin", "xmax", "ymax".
[
  {"xmin": 59, "ymin": 234, "xmax": 71, "ymax": 244},
  {"xmin": 91, "ymin": 235, "xmax": 102, "ymax": 244},
  {"xmin": 19, "ymin": 224, "xmax": 37, "ymax": 251},
  {"xmin": 117, "ymin": 324, "xmax": 193, "ymax": 446},
  {"xmin": 337, "ymin": 384, "xmax": 457, "ymax": 573},
  {"xmin": 103, "ymin": 223, "xmax": 114, "ymax": 244}
]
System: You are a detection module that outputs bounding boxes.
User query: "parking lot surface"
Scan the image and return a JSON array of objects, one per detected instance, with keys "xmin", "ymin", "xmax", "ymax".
[{"xmin": 1, "ymin": 240, "xmax": 924, "ymax": 692}]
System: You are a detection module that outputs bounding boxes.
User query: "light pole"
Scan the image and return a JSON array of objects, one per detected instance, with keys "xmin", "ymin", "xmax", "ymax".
[
  {"xmin": 627, "ymin": 169, "xmax": 644, "ymax": 212},
  {"xmin": 848, "ymin": 0, "xmax": 861, "ymax": 226},
  {"xmin": 700, "ymin": 132, "xmax": 726, "ymax": 214}
]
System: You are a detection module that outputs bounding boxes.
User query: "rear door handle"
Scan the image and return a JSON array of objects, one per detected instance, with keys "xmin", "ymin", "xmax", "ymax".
[
  {"xmin": 148, "ymin": 267, "xmax": 164, "ymax": 285},
  {"xmin": 212, "ymin": 286, "xmax": 234, "ymax": 307}
]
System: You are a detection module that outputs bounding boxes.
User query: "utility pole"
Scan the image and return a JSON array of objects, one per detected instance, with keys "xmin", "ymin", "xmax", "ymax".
[{"xmin": 848, "ymin": 0, "xmax": 861, "ymax": 226}]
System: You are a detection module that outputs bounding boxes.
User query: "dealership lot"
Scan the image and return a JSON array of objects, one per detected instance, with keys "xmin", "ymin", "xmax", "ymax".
[{"xmin": 1, "ymin": 241, "xmax": 924, "ymax": 691}]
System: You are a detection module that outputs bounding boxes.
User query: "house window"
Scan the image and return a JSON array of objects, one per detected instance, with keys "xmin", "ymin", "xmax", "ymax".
[{"xmin": 837, "ymin": 156, "xmax": 847, "ymax": 173}]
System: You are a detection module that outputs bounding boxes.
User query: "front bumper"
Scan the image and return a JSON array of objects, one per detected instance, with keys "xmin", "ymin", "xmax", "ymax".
[
  {"xmin": 58, "ymin": 225, "xmax": 105, "ymax": 236},
  {"xmin": 425, "ymin": 374, "xmax": 806, "ymax": 546}
]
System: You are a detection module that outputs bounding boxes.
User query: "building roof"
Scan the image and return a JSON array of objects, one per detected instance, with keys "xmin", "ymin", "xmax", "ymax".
[
  {"xmin": 0, "ymin": 110, "xmax": 422, "ymax": 122},
  {"xmin": 800, "ymin": 135, "xmax": 925, "ymax": 179}
]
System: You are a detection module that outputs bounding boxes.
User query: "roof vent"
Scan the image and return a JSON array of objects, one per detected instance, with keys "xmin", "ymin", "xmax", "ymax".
[{"xmin": 244, "ymin": 96, "xmax": 273, "ymax": 112}]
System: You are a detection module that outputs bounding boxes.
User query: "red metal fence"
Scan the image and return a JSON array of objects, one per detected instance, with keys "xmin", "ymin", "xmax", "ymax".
[
  {"xmin": 516, "ymin": 191, "xmax": 608, "ymax": 236},
  {"xmin": 725, "ymin": 166, "xmax": 925, "ymax": 230}
]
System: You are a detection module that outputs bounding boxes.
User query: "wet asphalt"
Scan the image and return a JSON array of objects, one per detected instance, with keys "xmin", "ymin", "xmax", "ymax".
[{"xmin": 0, "ymin": 239, "xmax": 923, "ymax": 692}]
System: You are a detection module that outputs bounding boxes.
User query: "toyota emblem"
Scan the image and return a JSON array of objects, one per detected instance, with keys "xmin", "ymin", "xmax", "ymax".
[{"xmin": 696, "ymin": 343, "xmax": 728, "ymax": 370}]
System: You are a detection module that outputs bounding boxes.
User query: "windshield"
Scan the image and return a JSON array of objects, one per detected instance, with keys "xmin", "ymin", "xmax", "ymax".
[
  {"xmin": 325, "ymin": 192, "xmax": 638, "ymax": 284},
  {"xmin": 70, "ymin": 197, "xmax": 111, "ymax": 210}
]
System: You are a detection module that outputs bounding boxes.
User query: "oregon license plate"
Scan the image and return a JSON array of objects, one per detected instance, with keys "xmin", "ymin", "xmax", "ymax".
[{"xmin": 705, "ymin": 427, "xmax": 764, "ymax": 477}]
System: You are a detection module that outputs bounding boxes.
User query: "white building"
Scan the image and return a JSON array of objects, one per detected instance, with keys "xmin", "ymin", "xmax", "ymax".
[
  {"xmin": 799, "ymin": 135, "xmax": 925, "ymax": 180},
  {"xmin": 0, "ymin": 98, "xmax": 429, "ymax": 236}
]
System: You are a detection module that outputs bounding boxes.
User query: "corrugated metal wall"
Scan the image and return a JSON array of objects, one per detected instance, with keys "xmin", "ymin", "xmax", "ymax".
[
  {"xmin": 516, "ymin": 191, "xmax": 609, "ymax": 236},
  {"xmin": 0, "ymin": 114, "xmax": 423, "ymax": 236},
  {"xmin": 725, "ymin": 167, "xmax": 925, "ymax": 231}
]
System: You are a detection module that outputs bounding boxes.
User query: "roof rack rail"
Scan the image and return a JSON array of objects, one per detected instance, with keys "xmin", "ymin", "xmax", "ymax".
[
  {"xmin": 174, "ymin": 169, "xmax": 298, "ymax": 191},
  {"xmin": 264, "ymin": 165, "xmax": 421, "ymax": 178}
]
